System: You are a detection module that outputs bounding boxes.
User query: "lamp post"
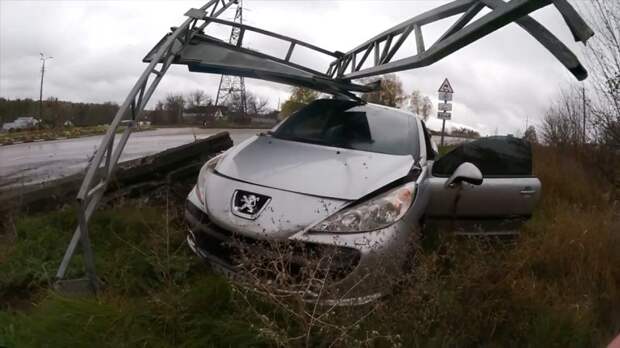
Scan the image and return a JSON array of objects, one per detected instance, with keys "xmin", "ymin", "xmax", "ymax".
[{"xmin": 39, "ymin": 53, "xmax": 53, "ymax": 121}]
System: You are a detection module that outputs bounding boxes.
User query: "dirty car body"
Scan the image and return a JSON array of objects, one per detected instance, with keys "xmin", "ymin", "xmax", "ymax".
[{"xmin": 185, "ymin": 99, "xmax": 541, "ymax": 304}]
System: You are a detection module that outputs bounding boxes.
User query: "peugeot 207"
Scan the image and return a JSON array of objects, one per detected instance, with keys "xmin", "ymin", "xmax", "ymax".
[{"xmin": 184, "ymin": 99, "xmax": 541, "ymax": 304}]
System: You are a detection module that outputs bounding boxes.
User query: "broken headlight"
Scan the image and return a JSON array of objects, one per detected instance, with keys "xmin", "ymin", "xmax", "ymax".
[
  {"xmin": 312, "ymin": 182, "xmax": 416, "ymax": 233},
  {"xmin": 195, "ymin": 154, "xmax": 222, "ymax": 206}
]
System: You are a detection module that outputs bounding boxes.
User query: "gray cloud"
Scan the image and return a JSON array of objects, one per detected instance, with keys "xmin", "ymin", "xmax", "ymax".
[{"xmin": 0, "ymin": 0, "xmax": 591, "ymax": 135}]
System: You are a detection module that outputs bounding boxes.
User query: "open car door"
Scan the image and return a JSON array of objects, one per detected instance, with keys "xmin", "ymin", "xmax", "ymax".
[{"xmin": 425, "ymin": 136, "xmax": 541, "ymax": 235}]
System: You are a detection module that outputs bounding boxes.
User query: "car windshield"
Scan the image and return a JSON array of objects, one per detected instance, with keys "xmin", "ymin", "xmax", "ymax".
[{"xmin": 273, "ymin": 99, "xmax": 418, "ymax": 156}]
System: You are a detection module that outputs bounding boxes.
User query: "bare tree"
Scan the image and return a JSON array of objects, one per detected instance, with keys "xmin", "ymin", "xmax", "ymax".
[
  {"xmin": 408, "ymin": 90, "xmax": 433, "ymax": 120},
  {"xmin": 149, "ymin": 101, "xmax": 166, "ymax": 125},
  {"xmin": 187, "ymin": 89, "xmax": 211, "ymax": 109},
  {"xmin": 164, "ymin": 93, "xmax": 185, "ymax": 124},
  {"xmin": 523, "ymin": 125, "xmax": 538, "ymax": 144},
  {"xmin": 246, "ymin": 93, "xmax": 269, "ymax": 116},
  {"xmin": 582, "ymin": 0, "xmax": 620, "ymax": 148},
  {"xmin": 541, "ymin": 86, "xmax": 584, "ymax": 147}
]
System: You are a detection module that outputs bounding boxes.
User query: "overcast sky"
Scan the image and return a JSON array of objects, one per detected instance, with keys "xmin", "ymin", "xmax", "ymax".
[{"xmin": 0, "ymin": 0, "xmax": 591, "ymax": 135}]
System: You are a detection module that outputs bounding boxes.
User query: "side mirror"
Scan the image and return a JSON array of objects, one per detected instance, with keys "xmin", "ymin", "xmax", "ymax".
[{"xmin": 446, "ymin": 162, "xmax": 483, "ymax": 188}]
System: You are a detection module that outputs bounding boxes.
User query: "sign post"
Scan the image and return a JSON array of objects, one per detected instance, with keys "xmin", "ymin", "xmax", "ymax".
[{"xmin": 437, "ymin": 78, "xmax": 454, "ymax": 147}]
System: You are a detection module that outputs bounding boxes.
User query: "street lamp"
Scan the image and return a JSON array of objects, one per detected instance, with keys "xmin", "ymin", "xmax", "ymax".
[{"xmin": 39, "ymin": 53, "xmax": 53, "ymax": 121}]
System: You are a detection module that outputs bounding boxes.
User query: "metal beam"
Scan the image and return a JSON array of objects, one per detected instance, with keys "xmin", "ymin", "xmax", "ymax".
[
  {"xmin": 342, "ymin": 0, "xmax": 477, "ymax": 58},
  {"xmin": 334, "ymin": 0, "xmax": 592, "ymax": 81},
  {"xmin": 551, "ymin": 0, "xmax": 594, "ymax": 43},
  {"xmin": 480, "ymin": 0, "xmax": 588, "ymax": 80},
  {"xmin": 55, "ymin": 0, "xmax": 238, "ymax": 289},
  {"xmin": 57, "ymin": 0, "xmax": 594, "ymax": 291},
  {"xmin": 437, "ymin": 2, "xmax": 485, "ymax": 43},
  {"xmin": 414, "ymin": 24, "xmax": 425, "ymax": 55}
]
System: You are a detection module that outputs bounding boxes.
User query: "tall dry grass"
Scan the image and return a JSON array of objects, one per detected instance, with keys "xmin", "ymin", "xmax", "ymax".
[
  {"xmin": 230, "ymin": 145, "xmax": 620, "ymax": 347},
  {"xmin": 1, "ymin": 145, "xmax": 618, "ymax": 347}
]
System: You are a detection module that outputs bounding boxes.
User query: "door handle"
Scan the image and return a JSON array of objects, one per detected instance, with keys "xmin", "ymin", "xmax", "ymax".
[{"xmin": 520, "ymin": 189, "xmax": 536, "ymax": 195}]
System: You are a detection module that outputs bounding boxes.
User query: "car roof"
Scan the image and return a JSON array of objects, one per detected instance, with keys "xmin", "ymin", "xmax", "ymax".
[
  {"xmin": 362, "ymin": 102, "xmax": 421, "ymax": 121},
  {"xmin": 309, "ymin": 98, "xmax": 421, "ymax": 121}
]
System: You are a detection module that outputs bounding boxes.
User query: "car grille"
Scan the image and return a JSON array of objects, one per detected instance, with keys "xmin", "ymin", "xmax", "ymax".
[{"xmin": 185, "ymin": 200, "xmax": 360, "ymax": 284}]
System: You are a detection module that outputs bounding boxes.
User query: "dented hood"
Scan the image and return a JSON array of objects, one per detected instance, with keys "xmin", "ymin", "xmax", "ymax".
[{"xmin": 215, "ymin": 135, "xmax": 415, "ymax": 200}]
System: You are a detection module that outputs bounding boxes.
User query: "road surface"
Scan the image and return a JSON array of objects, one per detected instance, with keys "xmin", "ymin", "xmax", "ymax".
[
  {"xmin": 0, "ymin": 128, "xmax": 469, "ymax": 190},
  {"xmin": 0, "ymin": 128, "xmax": 261, "ymax": 189}
]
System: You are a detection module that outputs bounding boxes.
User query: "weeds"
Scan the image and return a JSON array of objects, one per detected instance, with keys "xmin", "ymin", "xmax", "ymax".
[{"xmin": 0, "ymin": 146, "xmax": 618, "ymax": 347}]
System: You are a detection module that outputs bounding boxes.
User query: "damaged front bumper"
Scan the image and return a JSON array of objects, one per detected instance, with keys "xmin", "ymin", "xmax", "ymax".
[{"xmin": 185, "ymin": 189, "xmax": 417, "ymax": 306}]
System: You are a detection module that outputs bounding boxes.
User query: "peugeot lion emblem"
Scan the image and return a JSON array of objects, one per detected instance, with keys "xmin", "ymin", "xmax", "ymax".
[{"xmin": 232, "ymin": 190, "xmax": 271, "ymax": 219}]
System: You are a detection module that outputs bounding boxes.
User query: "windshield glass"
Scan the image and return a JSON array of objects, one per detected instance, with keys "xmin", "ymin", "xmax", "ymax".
[{"xmin": 273, "ymin": 99, "xmax": 418, "ymax": 156}]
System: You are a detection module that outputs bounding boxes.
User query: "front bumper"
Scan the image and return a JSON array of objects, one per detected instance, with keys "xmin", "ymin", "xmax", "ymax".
[{"xmin": 185, "ymin": 196, "xmax": 417, "ymax": 305}]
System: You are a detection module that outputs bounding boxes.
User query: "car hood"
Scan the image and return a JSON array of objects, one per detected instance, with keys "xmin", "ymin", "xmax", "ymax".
[{"xmin": 215, "ymin": 135, "xmax": 415, "ymax": 200}]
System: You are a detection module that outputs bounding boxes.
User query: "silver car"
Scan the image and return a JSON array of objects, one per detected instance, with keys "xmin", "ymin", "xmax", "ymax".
[{"xmin": 185, "ymin": 99, "xmax": 541, "ymax": 304}]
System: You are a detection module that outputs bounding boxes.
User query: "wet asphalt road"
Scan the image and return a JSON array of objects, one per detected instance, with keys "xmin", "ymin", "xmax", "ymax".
[
  {"xmin": 0, "ymin": 128, "xmax": 468, "ymax": 190},
  {"xmin": 0, "ymin": 128, "xmax": 261, "ymax": 189}
]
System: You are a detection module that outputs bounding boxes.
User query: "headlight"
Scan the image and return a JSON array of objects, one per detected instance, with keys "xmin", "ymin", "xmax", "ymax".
[
  {"xmin": 195, "ymin": 154, "xmax": 222, "ymax": 206},
  {"xmin": 311, "ymin": 182, "xmax": 416, "ymax": 233}
]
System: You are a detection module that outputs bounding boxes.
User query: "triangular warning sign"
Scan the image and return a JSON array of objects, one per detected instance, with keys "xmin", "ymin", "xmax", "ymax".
[{"xmin": 438, "ymin": 78, "xmax": 454, "ymax": 93}]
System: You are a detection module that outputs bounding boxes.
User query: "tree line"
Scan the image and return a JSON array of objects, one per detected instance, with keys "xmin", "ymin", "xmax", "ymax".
[
  {"xmin": 0, "ymin": 97, "xmax": 119, "ymax": 127},
  {"xmin": 280, "ymin": 74, "xmax": 434, "ymax": 121},
  {"xmin": 149, "ymin": 90, "xmax": 271, "ymax": 125},
  {"xmin": 0, "ymin": 88, "xmax": 273, "ymax": 127}
]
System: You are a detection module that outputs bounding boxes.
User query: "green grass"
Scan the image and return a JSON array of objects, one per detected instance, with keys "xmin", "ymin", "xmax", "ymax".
[
  {"xmin": 0, "ymin": 146, "xmax": 618, "ymax": 347},
  {"xmin": 0, "ymin": 204, "xmax": 268, "ymax": 347}
]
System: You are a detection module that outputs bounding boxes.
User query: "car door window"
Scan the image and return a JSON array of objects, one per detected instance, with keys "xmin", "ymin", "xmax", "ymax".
[
  {"xmin": 432, "ymin": 136, "xmax": 532, "ymax": 177},
  {"xmin": 420, "ymin": 121, "xmax": 436, "ymax": 160}
]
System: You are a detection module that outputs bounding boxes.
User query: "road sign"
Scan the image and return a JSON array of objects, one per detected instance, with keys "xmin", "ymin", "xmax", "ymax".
[
  {"xmin": 438, "ymin": 78, "xmax": 454, "ymax": 93},
  {"xmin": 437, "ymin": 91, "xmax": 453, "ymax": 101},
  {"xmin": 437, "ymin": 111, "xmax": 451, "ymax": 120},
  {"xmin": 437, "ymin": 78, "xmax": 454, "ymax": 146},
  {"xmin": 438, "ymin": 102, "xmax": 452, "ymax": 111}
]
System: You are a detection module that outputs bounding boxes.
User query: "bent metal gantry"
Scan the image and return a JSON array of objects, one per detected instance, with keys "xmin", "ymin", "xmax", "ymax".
[{"xmin": 55, "ymin": 0, "xmax": 594, "ymax": 292}]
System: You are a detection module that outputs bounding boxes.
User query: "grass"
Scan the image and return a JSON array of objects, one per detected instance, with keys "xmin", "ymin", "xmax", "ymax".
[
  {"xmin": 0, "ymin": 203, "xmax": 267, "ymax": 347},
  {"xmin": 0, "ymin": 145, "xmax": 618, "ymax": 347}
]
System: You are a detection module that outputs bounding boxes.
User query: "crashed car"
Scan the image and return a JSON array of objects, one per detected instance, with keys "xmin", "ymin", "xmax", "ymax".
[{"xmin": 185, "ymin": 99, "xmax": 541, "ymax": 304}]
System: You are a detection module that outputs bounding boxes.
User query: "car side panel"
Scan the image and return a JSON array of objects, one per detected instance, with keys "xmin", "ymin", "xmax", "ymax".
[{"xmin": 425, "ymin": 176, "xmax": 541, "ymax": 218}]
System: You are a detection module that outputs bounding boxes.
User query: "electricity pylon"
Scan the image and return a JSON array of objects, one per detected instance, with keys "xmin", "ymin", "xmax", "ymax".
[{"xmin": 214, "ymin": 0, "xmax": 247, "ymax": 122}]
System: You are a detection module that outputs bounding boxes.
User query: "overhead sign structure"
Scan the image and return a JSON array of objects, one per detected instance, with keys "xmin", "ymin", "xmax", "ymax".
[
  {"xmin": 437, "ymin": 78, "xmax": 454, "ymax": 146},
  {"xmin": 55, "ymin": 0, "xmax": 595, "ymax": 293}
]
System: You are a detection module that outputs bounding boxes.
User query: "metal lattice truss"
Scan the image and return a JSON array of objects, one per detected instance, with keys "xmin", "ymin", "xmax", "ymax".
[
  {"xmin": 214, "ymin": 3, "xmax": 247, "ymax": 117},
  {"xmin": 56, "ymin": 0, "xmax": 593, "ymax": 291},
  {"xmin": 144, "ymin": 0, "xmax": 593, "ymax": 98},
  {"xmin": 55, "ymin": 0, "xmax": 239, "ymax": 288},
  {"xmin": 327, "ymin": 0, "xmax": 594, "ymax": 81}
]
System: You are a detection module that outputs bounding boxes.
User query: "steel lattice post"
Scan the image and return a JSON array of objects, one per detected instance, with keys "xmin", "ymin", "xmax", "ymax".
[
  {"xmin": 55, "ymin": 0, "xmax": 593, "ymax": 293},
  {"xmin": 55, "ymin": 0, "xmax": 237, "ymax": 291}
]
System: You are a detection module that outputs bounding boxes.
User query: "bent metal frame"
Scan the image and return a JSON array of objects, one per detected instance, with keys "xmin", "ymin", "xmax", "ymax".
[{"xmin": 55, "ymin": 0, "xmax": 594, "ymax": 292}]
